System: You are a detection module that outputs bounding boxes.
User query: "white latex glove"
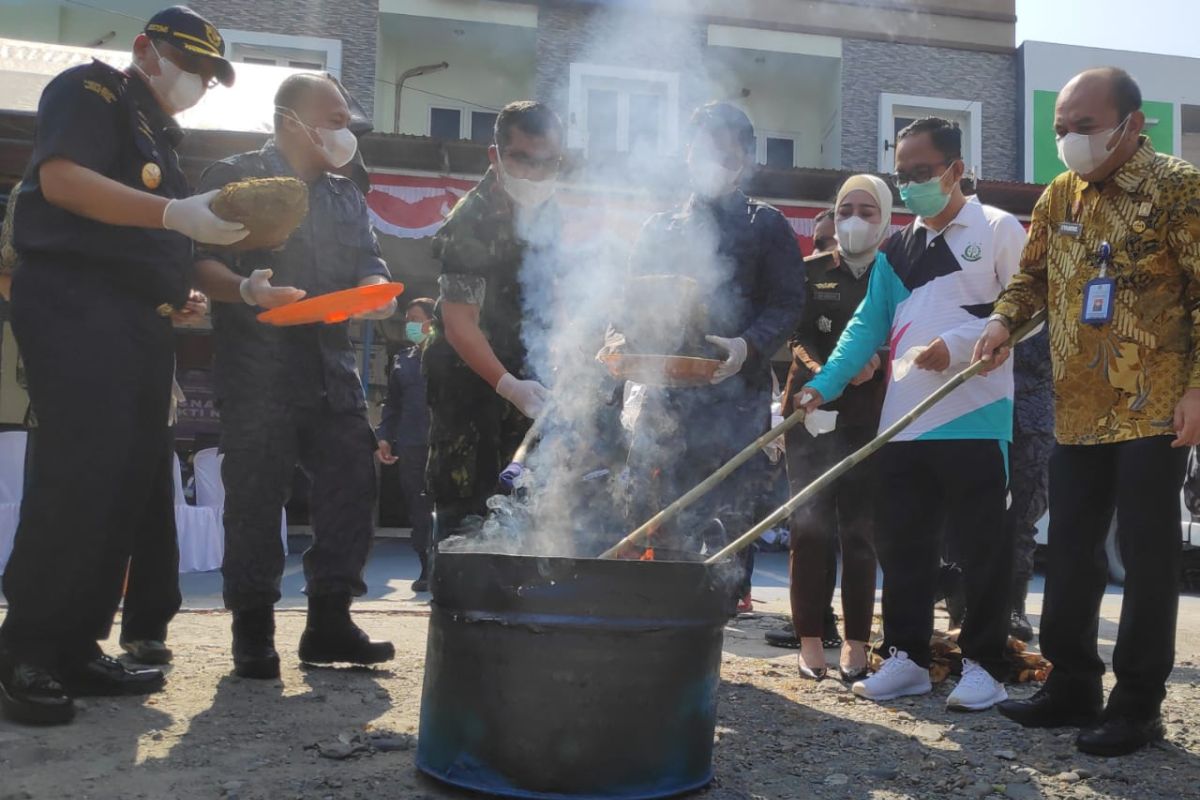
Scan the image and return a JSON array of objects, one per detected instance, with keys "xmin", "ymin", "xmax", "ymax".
[
  {"xmin": 496, "ymin": 372, "xmax": 549, "ymax": 419},
  {"xmin": 163, "ymin": 190, "xmax": 248, "ymax": 246},
  {"xmin": 353, "ymin": 297, "xmax": 397, "ymax": 320},
  {"xmin": 239, "ymin": 268, "xmax": 307, "ymax": 309},
  {"xmin": 705, "ymin": 335, "xmax": 748, "ymax": 384}
]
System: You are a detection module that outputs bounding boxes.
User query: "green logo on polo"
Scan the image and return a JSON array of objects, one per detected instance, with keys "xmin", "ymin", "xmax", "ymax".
[{"xmin": 963, "ymin": 243, "xmax": 983, "ymax": 262}]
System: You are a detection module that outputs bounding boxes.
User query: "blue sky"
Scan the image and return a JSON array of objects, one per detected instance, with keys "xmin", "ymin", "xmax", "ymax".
[{"xmin": 1015, "ymin": 0, "xmax": 1199, "ymax": 59}]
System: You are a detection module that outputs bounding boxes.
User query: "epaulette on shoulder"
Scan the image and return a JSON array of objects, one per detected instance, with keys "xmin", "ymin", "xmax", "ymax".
[{"xmin": 78, "ymin": 59, "xmax": 127, "ymax": 105}]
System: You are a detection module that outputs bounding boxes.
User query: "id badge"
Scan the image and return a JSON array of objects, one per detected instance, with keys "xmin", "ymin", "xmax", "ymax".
[{"xmin": 1081, "ymin": 277, "xmax": 1116, "ymax": 325}]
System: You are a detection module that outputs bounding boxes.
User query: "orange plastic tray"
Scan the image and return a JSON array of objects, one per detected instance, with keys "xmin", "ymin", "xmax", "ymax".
[
  {"xmin": 257, "ymin": 282, "xmax": 405, "ymax": 326},
  {"xmin": 599, "ymin": 354, "xmax": 722, "ymax": 388}
]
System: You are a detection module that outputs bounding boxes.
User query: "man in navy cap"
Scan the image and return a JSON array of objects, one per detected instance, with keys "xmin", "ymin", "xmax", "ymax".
[{"xmin": 0, "ymin": 6, "xmax": 240, "ymax": 726}]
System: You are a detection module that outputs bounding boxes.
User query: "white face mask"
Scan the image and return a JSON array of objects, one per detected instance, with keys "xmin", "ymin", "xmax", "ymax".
[
  {"xmin": 314, "ymin": 126, "xmax": 358, "ymax": 169},
  {"xmin": 835, "ymin": 215, "xmax": 880, "ymax": 255},
  {"xmin": 277, "ymin": 107, "xmax": 358, "ymax": 169},
  {"xmin": 689, "ymin": 159, "xmax": 740, "ymax": 199},
  {"xmin": 496, "ymin": 153, "xmax": 557, "ymax": 208},
  {"xmin": 142, "ymin": 40, "xmax": 205, "ymax": 114},
  {"xmin": 1056, "ymin": 116, "xmax": 1130, "ymax": 177}
]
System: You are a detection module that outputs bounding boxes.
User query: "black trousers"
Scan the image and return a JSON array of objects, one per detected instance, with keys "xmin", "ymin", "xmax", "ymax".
[
  {"xmin": 396, "ymin": 444, "xmax": 432, "ymax": 568},
  {"xmin": 876, "ymin": 439, "xmax": 1013, "ymax": 679},
  {"xmin": 120, "ymin": 442, "xmax": 182, "ymax": 643},
  {"xmin": 785, "ymin": 424, "xmax": 877, "ymax": 642},
  {"xmin": 219, "ymin": 400, "xmax": 377, "ymax": 611},
  {"xmin": 1042, "ymin": 436, "xmax": 1187, "ymax": 718},
  {"xmin": 1, "ymin": 262, "xmax": 177, "ymax": 666}
]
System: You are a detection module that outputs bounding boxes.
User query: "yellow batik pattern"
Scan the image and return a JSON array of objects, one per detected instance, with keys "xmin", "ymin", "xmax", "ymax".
[{"xmin": 994, "ymin": 138, "xmax": 1200, "ymax": 445}]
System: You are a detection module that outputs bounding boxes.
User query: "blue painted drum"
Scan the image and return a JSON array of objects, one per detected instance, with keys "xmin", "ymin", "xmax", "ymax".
[{"xmin": 417, "ymin": 549, "xmax": 731, "ymax": 799}]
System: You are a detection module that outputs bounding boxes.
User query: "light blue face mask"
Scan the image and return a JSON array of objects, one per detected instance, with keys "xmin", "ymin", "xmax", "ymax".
[
  {"xmin": 406, "ymin": 322, "xmax": 428, "ymax": 343},
  {"xmin": 899, "ymin": 170, "xmax": 952, "ymax": 219}
]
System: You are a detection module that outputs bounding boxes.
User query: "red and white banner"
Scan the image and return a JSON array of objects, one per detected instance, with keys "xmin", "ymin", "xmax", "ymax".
[
  {"xmin": 366, "ymin": 172, "xmax": 918, "ymax": 256},
  {"xmin": 366, "ymin": 173, "xmax": 476, "ymax": 240}
]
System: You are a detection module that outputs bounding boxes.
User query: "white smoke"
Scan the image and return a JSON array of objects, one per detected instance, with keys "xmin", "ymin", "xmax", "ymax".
[{"xmin": 441, "ymin": 0, "xmax": 767, "ymax": 562}]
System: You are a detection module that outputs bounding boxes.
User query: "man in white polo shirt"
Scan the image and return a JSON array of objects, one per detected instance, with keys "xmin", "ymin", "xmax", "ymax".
[{"xmin": 800, "ymin": 117, "xmax": 1026, "ymax": 711}]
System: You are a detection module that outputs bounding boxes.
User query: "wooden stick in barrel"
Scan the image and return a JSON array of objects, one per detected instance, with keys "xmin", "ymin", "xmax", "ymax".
[
  {"xmin": 704, "ymin": 309, "xmax": 1047, "ymax": 565},
  {"xmin": 598, "ymin": 408, "xmax": 808, "ymax": 559}
]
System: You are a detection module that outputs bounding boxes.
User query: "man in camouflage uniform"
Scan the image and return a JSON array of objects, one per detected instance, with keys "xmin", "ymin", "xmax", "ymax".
[
  {"xmin": 1009, "ymin": 327, "xmax": 1054, "ymax": 641},
  {"xmin": 424, "ymin": 101, "xmax": 563, "ymax": 538}
]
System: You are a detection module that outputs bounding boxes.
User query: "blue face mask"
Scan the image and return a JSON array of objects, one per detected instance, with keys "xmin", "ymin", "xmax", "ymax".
[
  {"xmin": 406, "ymin": 322, "xmax": 428, "ymax": 344},
  {"xmin": 899, "ymin": 170, "xmax": 952, "ymax": 219}
]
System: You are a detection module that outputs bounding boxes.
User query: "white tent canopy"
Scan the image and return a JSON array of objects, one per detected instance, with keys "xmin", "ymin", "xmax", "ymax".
[{"xmin": 0, "ymin": 35, "xmax": 303, "ymax": 133}]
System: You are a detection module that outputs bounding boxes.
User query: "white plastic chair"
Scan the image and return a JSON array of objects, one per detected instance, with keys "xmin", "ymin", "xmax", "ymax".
[
  {"xmin": 0, "ymin": 430, "xmax": 27, "ymax": 574},
  {"xmin": 172, "ymin": 453, "xmax": 222, "ymax": 573},
  {"xmin": 193, "ymin": 448, "xmax": 289, "ymax": 558}
]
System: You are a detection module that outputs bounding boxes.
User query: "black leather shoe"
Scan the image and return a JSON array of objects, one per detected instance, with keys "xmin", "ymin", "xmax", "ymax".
[
  {"xmin": 0, "ymin": 656, "xmax": 75, "ymax": 725},
  {"xmin": 58, "ymin": 654, "xmax": 164, "ymax": 697},
  {"xmin": 1009, "ymin": 610, "xmax": 1035, "ymax": 643},
  {"xmin": 997, "ymin": 687, "xmax": 1102, "ymax": 729},
  {"xmin": 411, "ymin": 576, "xmax": 430, "ymax": 594},
  {"xmin": 120, "ymin": 638, "xmax": 174, "ymax": 665},
  {"xmin": 764, "ymin": 625, "xmax": 799, "ymax": 649},
  {"xmin": 232, "ymin": 607, "xmax": 281, "ymax": 680},
  {"xmin": 1077, "ymin": 715, "xmax": 1165, "ymax": 757},
  {"xmin": 299, "ymin": 593, "xmax": 395, "ymax": 666}
]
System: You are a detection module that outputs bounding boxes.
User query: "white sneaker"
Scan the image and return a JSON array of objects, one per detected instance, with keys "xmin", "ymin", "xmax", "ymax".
[
  {"xmin": 851, "ymin": 648, "xmax": 932, "ymax": 701},
  {"xmin": 947, "ymin": 659, "xmax": 1008, "ymax": 711}
]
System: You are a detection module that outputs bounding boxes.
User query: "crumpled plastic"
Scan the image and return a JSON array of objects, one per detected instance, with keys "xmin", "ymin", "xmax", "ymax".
[
  {"xmin": 763, "ymin": 402, "xmax": 785, "ymax": 463},
  {"xmin": 892, "ymin": 345, "xmax": 929, "ymax": 381},
  {"xmin": 804, "ymin": 408, "xmax": 839, "ymax": 437}
]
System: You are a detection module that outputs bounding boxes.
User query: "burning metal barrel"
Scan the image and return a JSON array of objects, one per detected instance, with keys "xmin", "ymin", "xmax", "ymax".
[{"xmin": 417, "ymin": 549, "xmax": 731, "ymax": 799}]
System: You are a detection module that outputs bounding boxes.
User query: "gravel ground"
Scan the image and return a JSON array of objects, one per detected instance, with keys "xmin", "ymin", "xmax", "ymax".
[{"xmin": 1, "ymin": 604, "xmax": 1198, "ymax": 800}]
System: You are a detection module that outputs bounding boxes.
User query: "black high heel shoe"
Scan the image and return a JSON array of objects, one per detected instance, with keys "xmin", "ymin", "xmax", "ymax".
[
  {"xmin": 800, "ymin": 664, "xmax": 828, "ymax": 680},
  {"xmin": 838, "ymin": 642, "xmax": 870, "ymax": 682},
  {"xmin": 799, "ymin": 654, "xmax": 828, "ymax": 681},
  {"xmin": 838, "ymin": 664, "xmax": 869, "ymax": 682}
]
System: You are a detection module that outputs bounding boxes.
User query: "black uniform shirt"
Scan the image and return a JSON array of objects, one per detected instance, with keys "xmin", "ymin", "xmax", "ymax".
[
  {"xmin": 627, "ymin": 191, "xmax": 805, "ymax": 395},
  {"xmin": 14, "ymin": 60, "xmax": 193, "ymax": 310},
  {"xmin": 788, "ymin": 252, "xmax": 885, "ymax": 428},
  {"xmin": 196, "ymin": 141, "xmax": 390, "ymax": 413},
  {"xmin": 377, "ymin": 345, "xmax": 429, "ymax": 449}
]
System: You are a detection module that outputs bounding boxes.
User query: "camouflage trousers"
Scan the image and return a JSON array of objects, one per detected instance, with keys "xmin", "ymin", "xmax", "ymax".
[
  {"xmin": 219, "ymin": 399, "xmax": 377, "ymax": 610},
  {"xmin": 422, "ymin": 332, "xmax": 531, "ymax": 538},
  {"xmin": 1011, "ymin": 420, "xmax": 1055, "ymax": 585}
]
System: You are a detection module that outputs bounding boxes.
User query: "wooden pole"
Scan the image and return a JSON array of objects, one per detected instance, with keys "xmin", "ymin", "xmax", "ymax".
[
  {"xmin": 598, "ymin": 408, "xmax": 807, "ymax": 559},
  {"xmin": 704, "ymin": 310, "xmax": 1047, "ymax": 565}
]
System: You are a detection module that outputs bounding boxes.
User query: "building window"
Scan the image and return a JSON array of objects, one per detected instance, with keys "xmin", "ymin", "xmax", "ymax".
[
  {"xmin": 471, "ymin": 111, "xmax": 499, "ymax": 145},
  {"xmin": 567, "ymin": 63, "xmax": 680, "ymax": 157},
  {"xmin": 429, "ymin": 107, "xmax": 462, "ymax": 141},
  {"xmin": 1183, "ymin": 105, "xmax": 1200, "ymax": 168},
  {"xmin": 757, "ymin": 133, "xmax": 798, "ymax": 169},
  {"xmin": 428, "ymin": 108, "xmax": 499, "ymax": 143},
  {"xmin": 220, "ymin": 30, "xmax": 343, "ymax": 77},
  {"xmin": 878, "ymin": 93, "xmax": 982, "ymax": 178}
]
